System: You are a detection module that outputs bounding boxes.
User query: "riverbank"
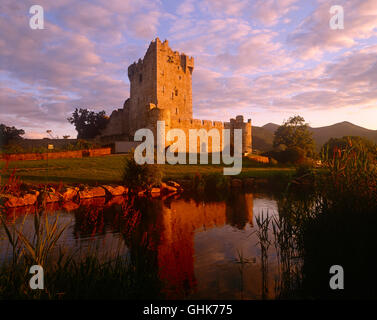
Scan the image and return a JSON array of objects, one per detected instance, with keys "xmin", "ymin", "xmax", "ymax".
[{"xmin": 0, "ymin": 154, "xmax": 296, "ymax": 185}]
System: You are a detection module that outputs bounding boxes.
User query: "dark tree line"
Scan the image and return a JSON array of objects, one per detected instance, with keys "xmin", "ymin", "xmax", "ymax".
[
  {"xmin": 0, "ymin": 124, "xmax": 25, "ymax": 146},
  {"xmin": 67, "ymin": 108, "xmax": 109, "ymax": 139}
]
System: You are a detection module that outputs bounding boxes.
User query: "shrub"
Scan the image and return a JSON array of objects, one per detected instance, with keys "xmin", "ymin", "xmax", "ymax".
[
  {"xmin": 263, "ymin": 147, "xmax": 309, "ymax": 165},
  {"xmin": 123, "ymin": 157, "xmax": 163, "ymax": 191}
]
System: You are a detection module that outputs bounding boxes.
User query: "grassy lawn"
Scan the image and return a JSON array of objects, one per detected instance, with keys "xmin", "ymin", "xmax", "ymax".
[{"xmin": 0, "ymin": 154, "xmax": 295, "ymax": 185}]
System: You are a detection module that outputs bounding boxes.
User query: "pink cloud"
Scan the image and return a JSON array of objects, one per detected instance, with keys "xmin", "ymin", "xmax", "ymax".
[{"xmin": 288, "ymin": 0, "xmax": 377, "ymax": 59}]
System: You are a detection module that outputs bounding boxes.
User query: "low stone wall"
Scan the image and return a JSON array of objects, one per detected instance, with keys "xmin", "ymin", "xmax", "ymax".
[
  {"xmin": 1, "ymin": 148, "xmax": 111, "ymax": 161},
  {"xmin": 88, "ymin": 148, "xmax": 112, "ymax": 157},
  {"xmin": 246, "ymin": 154, "xmax": 270, "ymax": 164}
]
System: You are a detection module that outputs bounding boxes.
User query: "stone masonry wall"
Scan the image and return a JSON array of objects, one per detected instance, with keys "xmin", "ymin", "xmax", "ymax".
[{"xmin": 99, "ymin": 38, "xmax": 252, "ymax": 154}]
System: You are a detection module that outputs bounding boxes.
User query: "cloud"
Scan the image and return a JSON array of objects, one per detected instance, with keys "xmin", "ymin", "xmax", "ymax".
[
  {"xmin": 1, "ymin": 0, "xmax": 377, "ymax": 138},
  {"xmin": 288, "ymin": 0, "xmax": 377, "ymax": 59},
  {"xmin": 251, "ymin": 0, "xmax": 299, "ymax": 26}
]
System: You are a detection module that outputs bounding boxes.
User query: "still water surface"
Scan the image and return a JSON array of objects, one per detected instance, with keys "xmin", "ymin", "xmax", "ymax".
[{"xmin": 0, "ymin": 192, "xmax": 282, "ymax": 299}]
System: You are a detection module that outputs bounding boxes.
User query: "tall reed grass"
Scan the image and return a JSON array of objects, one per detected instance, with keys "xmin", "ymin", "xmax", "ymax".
[
  {"xmin": 254, "ymin": 139, "xmax": 377, "ymax": 299},
  {"xmin": 0, "ymin": 193, "xmax": 161, "ymax": 299}
]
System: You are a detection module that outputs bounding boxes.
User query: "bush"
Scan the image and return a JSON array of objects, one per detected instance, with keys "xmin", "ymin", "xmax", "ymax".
[
  {"xmin": 123, "ymin": 157, "xmax": 163, "ymax": 191},
  {"xmin": 263, "ymin": 147, "xmax": 309, "ymax": 165}
]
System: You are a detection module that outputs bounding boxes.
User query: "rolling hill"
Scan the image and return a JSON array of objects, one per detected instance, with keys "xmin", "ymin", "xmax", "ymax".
[{"xmin": 253, "ymin": 121, "xmax": 377, "ymax": 152}]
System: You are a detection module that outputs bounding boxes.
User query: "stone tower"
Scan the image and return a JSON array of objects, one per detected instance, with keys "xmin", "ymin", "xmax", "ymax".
[{"xmin": 127, "ymin": 38, "xmax": 194, "ymax": 136}]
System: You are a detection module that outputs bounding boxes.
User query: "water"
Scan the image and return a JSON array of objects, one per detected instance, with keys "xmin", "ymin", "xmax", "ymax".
[{"xmin": 0, "ymin": 192, "xmax": 283, "ymax": 299}]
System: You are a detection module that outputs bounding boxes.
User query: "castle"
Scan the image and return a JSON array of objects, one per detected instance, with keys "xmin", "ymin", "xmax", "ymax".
[{"xmin": 99, "ymin": 38, "xmax": 252, "ymax": 154}]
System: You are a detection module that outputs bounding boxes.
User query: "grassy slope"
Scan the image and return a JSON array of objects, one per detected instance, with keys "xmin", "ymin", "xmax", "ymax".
[{"xmin": 0, "ymin": 154, "xmax": 294, "ymax": 185}]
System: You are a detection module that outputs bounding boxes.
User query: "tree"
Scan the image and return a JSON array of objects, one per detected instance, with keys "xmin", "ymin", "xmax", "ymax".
[
  {"xmin": 0, "ymin": 124, "xmax": 25, "ymax": 146},
  {"xmin": 123, "ymin": 157, "xmax": 163, "ymax": 191},
  {"xmin": 67, "ymin": 108, "xmax": 109, "ymax": 139},
  {"xmin": 273, "ymin": 116, "xmax": 315, "ymax": 158}
]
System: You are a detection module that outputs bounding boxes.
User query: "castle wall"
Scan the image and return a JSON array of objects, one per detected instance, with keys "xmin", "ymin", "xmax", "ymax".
[
  {"xmin": 127, "ymin": 42, "xmax": 158, "ymax": 136},
  {"xmin": 156, "ymin": 40, "xmax": 193, "ymax": 121},
  {"xmin": 169, "ymin": 118, "xmax": 224, "ymax": 153},
  {"xmin": 99, "ymin": 38, "xmax": 252, "ymax": 154},
  {"xmin": 99, "ymin": 109, "xmax": 124, "ymax": 137}
]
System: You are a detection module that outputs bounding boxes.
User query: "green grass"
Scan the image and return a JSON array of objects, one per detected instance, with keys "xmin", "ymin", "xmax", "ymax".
[{"xmin": 0, "ymin": 154, "xmax": 295, "ymax": 185}]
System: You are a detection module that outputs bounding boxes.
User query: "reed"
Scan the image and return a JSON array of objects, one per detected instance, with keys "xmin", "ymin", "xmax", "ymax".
[{"xmin": 0, "ymin": 194, "xmax": 161, "ymax": 299}]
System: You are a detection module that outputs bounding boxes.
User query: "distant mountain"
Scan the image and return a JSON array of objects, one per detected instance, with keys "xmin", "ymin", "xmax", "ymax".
[
  {"xmin": 253, "ymin": 121, "xmax": 377, "ymax": 152},
  {"xmin": 252, "ymin": 126, "xmax": 275, "ymax": 152},
  {"xmin": 261, "ymin": 123, "xmax": 279, "ymax": 133}
]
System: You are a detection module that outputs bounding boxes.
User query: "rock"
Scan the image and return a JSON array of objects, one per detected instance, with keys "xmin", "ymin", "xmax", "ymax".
[
  {"xmin": 5, "ymin": 191, "xmax": 39, "ymax": 207},
  {"xmin": 43, "ymin": 188, "xmax": 59, "ymax": 203},
  {"xmin": 5, "ymin": 196, "xmax": 25, "ymax": 207},
  {"xmin": 161, "ymin": 182, "xmax": 177, "ymax": 193},
  {"xmin": 150, "ymin": 187, "xmax": 161, "ymax": 194},
  {"xmin": 45, "ymin": 192, "xmax": 60, "ymax": 203},
  {"xmin": 62, "ymin": 187, "xmax": 78, "ymax": 202},
  {"xmin": 102, "ymin": 185, "xmax": 127, "ymax": 196},
  {"xmin": 79, "ymin": 186, "xmax": 106, "ymax": 199},
  {"xmin": 231, "ymin": 179, "xmax": 243, "ymax": 188},
  {"xmin": 167, "ymin": 181, "xmax": 180, "ymax": 188}
]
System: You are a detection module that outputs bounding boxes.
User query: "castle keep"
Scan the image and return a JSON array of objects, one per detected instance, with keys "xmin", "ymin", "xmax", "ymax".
[{"xmin": 99, "ymin": 38, "xmax": 252, "ymax": 154}]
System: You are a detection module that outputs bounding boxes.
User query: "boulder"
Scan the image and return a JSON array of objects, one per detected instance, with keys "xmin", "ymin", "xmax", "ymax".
[
  {"xmin": 161, "ymin": 182, "xmax": 177, "ymax": 193},
  {"xmin": 79, "ymin": 186, "xmax": 106, "ymax": 199},
  {"xmin": 150, "ymin": 187, "xmax": 161, "ymax": 194},
  {"xmin": 102, "ymin": 185, "xmax": 127, "ymax": 196},
  {"xmin": 167, "ymin": 181, "xmax": 180, "ymax": 189},
  {"xmin": 45, "ymin": 192, "xmax": 60, "ymax": 203},
  {"xmin": 43, "ymin": 188, "xmax": 59, "ymax": 203},
  {"xmin": 231, "ymin": 179, "xmax": 243, "ymax": 188},
  {"xmin": 5, "ymin": 196, "xmax": 25, "ymax": 207},
  {"xmin": 5, "ymin": 191, "xmax": 39, "ymax": 207},
  {"xmin": 62, "ymin": 187, "xmax": 78, "ymax": 202}
]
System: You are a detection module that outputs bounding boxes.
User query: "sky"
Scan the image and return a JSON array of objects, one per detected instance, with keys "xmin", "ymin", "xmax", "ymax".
[{"xmin": 0, "ymin": 0, "xmax": 377, "ymax": 139}]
